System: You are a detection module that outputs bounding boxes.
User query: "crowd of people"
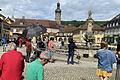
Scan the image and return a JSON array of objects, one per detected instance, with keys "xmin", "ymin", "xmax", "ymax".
[
  {"xmin": 0, "ymin": 36, "xmax": 120, "ymax": 80},
  {"xmin": 0, "ymin": 36, "xmax": 49, "ymax": 80}
]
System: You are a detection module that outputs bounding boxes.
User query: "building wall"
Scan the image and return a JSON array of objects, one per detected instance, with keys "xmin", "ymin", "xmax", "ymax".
[
  {"xmin": 94, "ymin": 34, "xmax": 104, "ymax": 44},
  {"xmin": 47, "ymin": 28, "xmax": 59, "ymax": 33},
  {"xmin": 0, "ymin": 20, "xmax": 11, "ymax": 40},
  {"xmin": 79, "ymin": 31, "xmax": 87, "ymax": 43},
  {"xmin": 104, "ymin": 14, "xmax": 120, "ymax": 44},
  {"xmin": 73, "ymin": 34, "xmax": 80, "ymax": 42},
  {"xmin": 11, "ymin": 28, "xmax": 24, "ymax": 34},
  {"xmin": 74, "ymin": 30, "xmax": 104, "ymax": 44}
]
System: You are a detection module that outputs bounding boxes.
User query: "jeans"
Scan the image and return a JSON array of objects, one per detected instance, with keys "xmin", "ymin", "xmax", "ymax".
[
  {"xmin": 67, "ymin": 52, "xmax": 74, "ymax": 64},
  {"xmin": 48, "ymin": 50, "xmax": 54, "ymax": 59},
  {"xmin": 26, "ymin": 50, "xmax": 31, "ymax": 62},
  {"xmin": 3, "ymin": 44, "xmax": 7, "ymax": 52}
]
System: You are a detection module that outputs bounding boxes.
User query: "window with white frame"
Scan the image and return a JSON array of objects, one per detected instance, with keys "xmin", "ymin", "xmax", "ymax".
[
  {"xmin": 13, "ymin": 28, "xmax": 16, "ymax": 33},
  {"xmin": 116, "ymin": 22, "xmax": 119, "ymax": 26},
  {"xmin": 113, "ymin": 23, "xmax": 115, "ymax": 27}
]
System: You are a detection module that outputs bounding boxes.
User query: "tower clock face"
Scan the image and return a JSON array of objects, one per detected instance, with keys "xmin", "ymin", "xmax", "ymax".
[{"xmin": 56, "ymin": 13, "xmax": 61, "ymax": 19}]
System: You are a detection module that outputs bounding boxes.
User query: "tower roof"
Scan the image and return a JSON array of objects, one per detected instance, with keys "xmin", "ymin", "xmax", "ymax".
[{"xmin": 55, "ymin": 2, "xmax": 61, "ymax": 13}]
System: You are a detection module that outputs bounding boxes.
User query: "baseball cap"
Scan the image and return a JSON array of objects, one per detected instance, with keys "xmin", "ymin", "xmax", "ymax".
[{"xmin": 39, "ymin": 52, "xmax": 50, "ymax": 60}]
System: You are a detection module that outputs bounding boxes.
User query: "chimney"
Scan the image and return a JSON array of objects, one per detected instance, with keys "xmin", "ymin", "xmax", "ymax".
[{"xmin": 22, "ymin": 16, "xmax": 25, "ymax": 20}]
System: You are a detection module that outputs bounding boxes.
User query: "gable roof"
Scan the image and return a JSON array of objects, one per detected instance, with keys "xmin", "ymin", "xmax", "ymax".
[
  {"xmin": 111, "ymin": 14, "xmax": 120, "ymax": 21},
  {"xmin": 80, "ymin": 18, "xmax": 104, "ymax": 31},
  {"xmin": 61, "ymin": 24, "xmax": 78, "ymax": 33},
  {"xmin": 10, "ymin": 18, "xmax": 60, "ymax": 29},
  {"xmin": 0, "ymin": 14, "xmax": 6, "ymax": 20}
]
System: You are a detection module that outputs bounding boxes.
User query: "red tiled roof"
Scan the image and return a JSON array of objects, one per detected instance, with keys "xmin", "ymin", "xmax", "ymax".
[
  {"xmin": 80, "ymin": 19, "xmax": 105, "ymax": 31},
  {"xmin": 80, "ymin": 23, "xmax": 105, "ymax": 31},
  {"xmin": 10, "ymin": 18, "xmax": 60, "ymax": 29},
  {"xmin": 61, "ymin": 24, "xmax": 78, "ymax": 33}
]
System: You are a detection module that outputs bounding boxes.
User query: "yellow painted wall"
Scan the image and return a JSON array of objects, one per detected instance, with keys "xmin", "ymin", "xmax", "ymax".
[
  {"xmin": 94, "ymin": 34, "xmax": 104, "ymax": 44},
  {"xmin": 73, "ymin": 33, "xmax": 104, "ymax": 44},
  {"xmin": 73, "ymin": 34, "xmax": 80, "ymax": 42}
]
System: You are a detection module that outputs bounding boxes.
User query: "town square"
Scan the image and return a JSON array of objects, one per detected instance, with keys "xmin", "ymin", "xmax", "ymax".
[{"xmin": 0, "ymin": 0, "xmax": 120, "ymax": 80}]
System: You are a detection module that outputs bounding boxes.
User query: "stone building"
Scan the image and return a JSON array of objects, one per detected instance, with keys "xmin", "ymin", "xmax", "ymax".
[
  {"xmin": 104, "ymin": 14, "xmax": 120, "ymax": 44},
  {"xmin": 55, "ymin": 1, "xmax": 61, "ymax": 25}
]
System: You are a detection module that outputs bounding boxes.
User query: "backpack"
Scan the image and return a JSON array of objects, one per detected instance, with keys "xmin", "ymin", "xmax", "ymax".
[{"xmin": 37, "ymin": 41, "xmax": 45, "ymax": 50}]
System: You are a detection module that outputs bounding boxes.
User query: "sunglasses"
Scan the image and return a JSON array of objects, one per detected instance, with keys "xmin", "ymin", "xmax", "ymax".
[{"xmin": 44, "ymin": 59, "xmax": 49, "ymax": 62}]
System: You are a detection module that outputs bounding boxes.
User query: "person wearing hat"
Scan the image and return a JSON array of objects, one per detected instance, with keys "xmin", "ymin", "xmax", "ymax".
[
  {"xmin": 96, "ymin": 41, "xmax": 116, "ymax": 80},
  {"xmin": 26, "ymin": 52, "xmax": 49, "ymax": 80}
]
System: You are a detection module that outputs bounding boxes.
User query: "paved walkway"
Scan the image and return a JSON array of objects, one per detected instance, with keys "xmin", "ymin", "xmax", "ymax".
[
  {"xmin": 43, "ymin": 61, "xmax": 116, "ymax": 80},
  {"xmin": 0, "ymin": 46, "xmax": 117, "ymax": 80}
]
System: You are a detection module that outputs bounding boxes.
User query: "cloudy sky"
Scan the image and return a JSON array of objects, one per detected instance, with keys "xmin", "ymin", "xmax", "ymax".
[{"xmin": 0, "ymin": 0, "xmax": 120, "ymax": 21}]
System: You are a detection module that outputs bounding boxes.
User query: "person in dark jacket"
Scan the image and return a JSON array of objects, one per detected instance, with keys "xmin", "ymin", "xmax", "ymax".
[
  {"xmin": 37, "ymin": 38, "xmax": 45, "ymax": 51},
  {"xmin": 67, "ymin": 37, "xmax": 77, "ymax": 65}
]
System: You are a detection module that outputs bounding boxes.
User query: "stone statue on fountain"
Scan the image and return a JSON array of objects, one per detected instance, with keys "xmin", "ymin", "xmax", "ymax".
[{"xmin": 83, "ymin": 10, "xmax": 95, "ymax": 47}]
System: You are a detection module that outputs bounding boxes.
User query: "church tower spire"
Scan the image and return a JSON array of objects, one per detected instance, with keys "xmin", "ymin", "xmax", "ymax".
[{"xmin": 55, "ymin": 0, "xmax": 61, "ymax": 25}]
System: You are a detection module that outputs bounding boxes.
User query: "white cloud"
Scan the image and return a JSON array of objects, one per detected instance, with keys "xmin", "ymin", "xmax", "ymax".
[
  {"xmin": 0, "ymin": 0, "xmax": 120, "ymax": 21},
  {"xmin": 114, "ymin": 0, "xmax": 120, "ymax": 4}
]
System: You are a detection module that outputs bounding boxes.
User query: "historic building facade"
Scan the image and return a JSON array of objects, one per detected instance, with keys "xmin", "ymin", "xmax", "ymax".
[
  {"xmin": 56, "ymin": 24, "xmax": 77, "ymax": 42},
  {"xmin": 10, "ymin": 18, "xmax": 60, "ymax": 39},
  {"xmin": 9, "ymin": 1, "xmax": 61, "ymax": 40},
  {"xmin": 0, "ymin": 14, "xmax": 12, "ymax": 41},
  {"xmin": 104, "ymin": 14, "xmax": 120, "ymax": 45},
  {"xmin": 73, "ymin": 11, "xmax": 105, "ymax": 44}
]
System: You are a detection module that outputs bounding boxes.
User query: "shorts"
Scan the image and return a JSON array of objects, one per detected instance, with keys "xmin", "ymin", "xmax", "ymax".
[
  {"xmin": 47, "ymin": 50, "xmax": 54, "ymax": 58},
  {"xmin": 96, "ymin": 69, "xmax": 112, "ymax": 77}
]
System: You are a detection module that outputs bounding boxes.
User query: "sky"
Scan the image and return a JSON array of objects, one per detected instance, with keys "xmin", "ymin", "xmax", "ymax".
[{"xmin": 0, "ymin": 0, "xmax": 120, "ymax": 21}]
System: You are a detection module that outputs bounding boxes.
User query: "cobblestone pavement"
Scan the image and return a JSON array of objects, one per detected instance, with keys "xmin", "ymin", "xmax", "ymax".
[
  {"xmin": 0, "ymin": 46, "xmax": 117, "ymax": 80},
  {"xmin": 44, "ymin": 61, "xmax": 116, "ymax": 80}
]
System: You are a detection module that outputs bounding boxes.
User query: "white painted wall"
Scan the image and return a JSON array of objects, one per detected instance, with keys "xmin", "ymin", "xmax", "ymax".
[{"xmin": 47, "ymin": 28, "xmax": 59, "ymax": 33}]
